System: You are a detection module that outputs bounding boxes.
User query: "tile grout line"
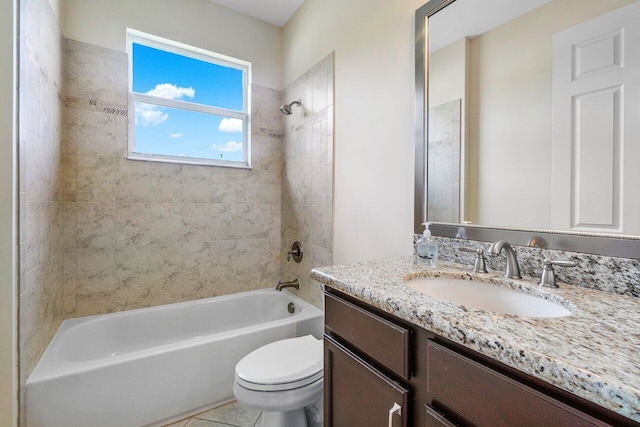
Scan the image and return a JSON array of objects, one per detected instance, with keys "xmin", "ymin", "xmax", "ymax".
[{"xmin": 191, "ymin": 418, "xmax": 244, "ymax": 427}]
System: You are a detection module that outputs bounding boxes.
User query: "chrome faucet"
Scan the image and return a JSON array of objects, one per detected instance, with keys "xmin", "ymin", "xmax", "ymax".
[
  {"xmin": 276, "ymin": 279, "xmax": 300, "ymax": 291},
  {"xmin": 487, "ymin": 240, "xmax": 522, "ymax": 279}
]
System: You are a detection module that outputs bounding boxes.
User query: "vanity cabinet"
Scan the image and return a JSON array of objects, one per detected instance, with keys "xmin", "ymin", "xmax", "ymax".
[
  {"xmin": 324, "ymin": 292, "xmax": 412, "ymax": 426},
  {"xmin": 323, "ymin": 288, "xmax": 637, "ymax": 427}
]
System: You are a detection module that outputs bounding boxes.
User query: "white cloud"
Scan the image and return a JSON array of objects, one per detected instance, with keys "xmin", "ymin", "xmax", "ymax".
[
  {"xmin": 212, "ymin": 141, "xmax": 243, "ymax": 152},
  {"xmin": 135, "ymin": 103, "xmax": 168, "ymax": 127},
  {"xmin": 169, "ymin": 133, "xmax": 183, "ymax": 138},
  {"xmin": 135, "ymin": 83, "xmax": 195, "ymax": 127},
  {"xmin": 146, "ymin": 83, "xmax": 195, "ymax": 100},
  {"xmin": 218, "ymin": 118, "xmax": 243, "ymax": 133}
]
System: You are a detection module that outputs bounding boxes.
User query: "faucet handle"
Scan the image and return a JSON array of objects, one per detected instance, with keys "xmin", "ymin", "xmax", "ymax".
[
  {"xmin": 458, "ymin": 247, "xmax": 488, "ymax": 273},
  {"xmin": 539, "ymin": 258, "xmax": 577, "ymax": 288},
  {"xmin": 287, "ymin": 241, "xmax": 303, "ymax": 263},
  {"xmin": 544, "ymin": 259, "xmax": 577, "ymax": 268},
  {"xmin": 458, "ymin": 247, "xmax": 479, "ymax": 253}
]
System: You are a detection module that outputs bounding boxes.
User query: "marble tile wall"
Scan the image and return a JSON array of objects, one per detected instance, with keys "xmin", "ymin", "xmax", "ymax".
[
  {"xmin": 62, "ymin": 39, "xmax": 284, "ymax": 317},
  {"xmin": 280, "ymin": 53, "xmax": 334, "ymax": 309},
  {"xmin": 18, "ymin": 0, "xmax": 65, "ymax": 424},
  {"xmin": 434, "ymin": 236, "xmax": 640, "ymax": 298}
]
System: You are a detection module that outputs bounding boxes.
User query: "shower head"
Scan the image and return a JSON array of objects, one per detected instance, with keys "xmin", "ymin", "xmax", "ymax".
[
  {"xmin": 280, "ymin": 104, "xmax": 293, "ymax": 115},
  {"xmin": 280, "ymin": 99, "xmax": 301, "ymax": 115}
]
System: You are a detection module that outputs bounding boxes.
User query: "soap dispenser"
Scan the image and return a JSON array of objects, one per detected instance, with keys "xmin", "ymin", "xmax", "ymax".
[{"xmin": 416, "ymin": 222, "xmax": 439, "ymax": 268}]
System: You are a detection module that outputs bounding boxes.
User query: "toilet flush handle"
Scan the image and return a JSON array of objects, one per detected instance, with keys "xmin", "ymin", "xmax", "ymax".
[{"xmin": 388, "ymin": 402, "xmax": 402, "ymax": 427}]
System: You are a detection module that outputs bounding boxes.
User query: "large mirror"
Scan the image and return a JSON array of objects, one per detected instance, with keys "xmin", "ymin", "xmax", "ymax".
[{"xmin": 415, "ymin": 0, "xmax": 640, "ymax": 257}]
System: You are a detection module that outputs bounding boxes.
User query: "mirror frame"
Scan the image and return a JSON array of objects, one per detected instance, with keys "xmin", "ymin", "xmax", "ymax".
[{"xmin": 414, "ymin": 0, "xmax": 640, "ymax": 259}]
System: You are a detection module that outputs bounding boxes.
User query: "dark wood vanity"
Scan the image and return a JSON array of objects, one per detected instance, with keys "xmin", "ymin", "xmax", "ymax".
[{"xmin": 323, "ymin": 288, "xmax": 638, "ymax": 427}]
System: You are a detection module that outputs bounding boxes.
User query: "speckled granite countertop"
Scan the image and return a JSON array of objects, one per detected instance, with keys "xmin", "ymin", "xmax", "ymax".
[{"xmin": 311, "ymin": 257, "xmax": 640, "ymax": 422}]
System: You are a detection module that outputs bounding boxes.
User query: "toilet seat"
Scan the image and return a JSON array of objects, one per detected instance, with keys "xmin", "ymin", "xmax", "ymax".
[{"xmin": 235, "ymin": 335, "xmax": 323, "ymax": 392}]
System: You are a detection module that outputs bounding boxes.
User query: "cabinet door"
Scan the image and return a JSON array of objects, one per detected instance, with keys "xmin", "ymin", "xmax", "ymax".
[{"xmin": 325, "ymin": 335, "xmax": 409, "ymax": 427}]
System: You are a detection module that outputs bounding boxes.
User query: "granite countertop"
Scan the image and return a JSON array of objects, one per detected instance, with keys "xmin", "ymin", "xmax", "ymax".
[{"xmin": 311, "ymin": 256, "xmax": 640, "ymax": 422}]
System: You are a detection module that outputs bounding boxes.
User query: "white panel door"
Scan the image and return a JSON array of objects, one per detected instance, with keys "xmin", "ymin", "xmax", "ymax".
[{"xmin": 551, "ymin": 1, "xmax": 640, "ymax": 234}]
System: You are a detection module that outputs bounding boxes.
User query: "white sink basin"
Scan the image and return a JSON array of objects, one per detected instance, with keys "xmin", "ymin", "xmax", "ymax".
[{"xmin": 405, "ymin": 277, "xmax": 571, "ymax": 318}]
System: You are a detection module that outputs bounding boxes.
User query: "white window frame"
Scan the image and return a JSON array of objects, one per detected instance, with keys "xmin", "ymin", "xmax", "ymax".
[{"xmin": 126, "ymin": 29, "xmax": 252, "ymax": 168}]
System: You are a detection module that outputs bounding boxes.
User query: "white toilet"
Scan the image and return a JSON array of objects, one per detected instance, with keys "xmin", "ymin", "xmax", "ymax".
[{"xmin": 233, "ymin": 335, "xmax": 324, "ymax": 427}]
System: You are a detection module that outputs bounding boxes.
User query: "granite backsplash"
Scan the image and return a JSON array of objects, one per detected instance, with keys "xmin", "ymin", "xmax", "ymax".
[{"xmin": 424, "ymin": 236, "xmax": 640, "ymax": 298}]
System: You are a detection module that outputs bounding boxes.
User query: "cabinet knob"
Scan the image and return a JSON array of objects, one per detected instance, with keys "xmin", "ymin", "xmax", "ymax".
[{"xmin": 388, "ymin": 402, "xmax": 402, "ymax": 427}]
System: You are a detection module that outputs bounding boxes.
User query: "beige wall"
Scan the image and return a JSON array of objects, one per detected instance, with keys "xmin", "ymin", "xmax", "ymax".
[
  {"xmin": 282, "ymin": 0, "xmax": 425, "ymax": 264},
  {"xmin": 0, "ymin": 0, "xmax": 18, "ymax": 424},
  {"xmin": 62, "ymin": 0, "xmax": 283, "ymax": 89},
  {"xmin": 467, "ymin": 0, "xmax": 635, "ymax": 228},
  {"xmin": 429, "ymin": 38, "xmax": 467, "ymax": 109}
]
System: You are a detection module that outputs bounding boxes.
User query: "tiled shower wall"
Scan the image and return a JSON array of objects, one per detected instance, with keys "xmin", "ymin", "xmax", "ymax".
[
  {"xmin": 428, "ymin": 99, "xmax": 461, "ymax": 223},
  {"xmin": 18, "ymin": 0, "xmax": 65, "ymax": 422},
  {"xmin": 62, "ymin": 39, "xmax": 283, "ymax": 317},
  {"xmin": 281, "ymin": 53, "xmax": 334, "ymax": 308}
]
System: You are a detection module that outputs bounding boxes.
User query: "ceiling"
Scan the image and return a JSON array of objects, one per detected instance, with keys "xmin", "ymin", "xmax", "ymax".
[
  {"xmin": 429, "ymin": 0, "xmax": 552, "ymax": 52},
  {"xmin": 208, "ymin": 0, "xmax": 551, "ymax": 38},
  {"xmin": 208, "ymin": 0, "xmax": 304, "ymax": 27}
]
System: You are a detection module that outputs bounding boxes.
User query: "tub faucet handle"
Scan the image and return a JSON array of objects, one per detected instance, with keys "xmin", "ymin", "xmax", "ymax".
[{"xmin": 287, "ymin": 241, "xmax": 303, "ymax": 263}]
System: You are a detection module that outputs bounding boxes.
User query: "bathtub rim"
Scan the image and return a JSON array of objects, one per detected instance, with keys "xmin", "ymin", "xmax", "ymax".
[{"xmin": 27, "ymin": 288, "xmax": 323, "ymax": 384}]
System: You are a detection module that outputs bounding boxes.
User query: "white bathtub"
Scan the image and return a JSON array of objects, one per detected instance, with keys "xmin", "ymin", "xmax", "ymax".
[{"xmin": 26, "ymin": 289, "xmax": 323, "ymax": 427}]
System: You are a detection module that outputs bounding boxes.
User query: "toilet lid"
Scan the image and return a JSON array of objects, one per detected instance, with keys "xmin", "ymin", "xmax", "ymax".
[{"xmin": 235, "ymin": 335, "xmax": 323, "ymax": 389}]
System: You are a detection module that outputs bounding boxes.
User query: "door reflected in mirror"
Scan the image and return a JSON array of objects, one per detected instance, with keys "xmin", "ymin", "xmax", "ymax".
[{"xmin": 425, "ymin": 0, "xmax": 640, "ymax": 235}]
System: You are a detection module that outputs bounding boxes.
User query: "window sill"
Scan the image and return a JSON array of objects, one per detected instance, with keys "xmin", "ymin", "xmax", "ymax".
[{"xmin": 127, "ymin": 154, "xmax": 252, "ymax": 169}]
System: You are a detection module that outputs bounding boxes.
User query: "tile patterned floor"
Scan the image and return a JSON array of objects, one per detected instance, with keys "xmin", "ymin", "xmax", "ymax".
[{"xmin": 164, "ymin": 401, "xmax": 262, "ymax": 427}]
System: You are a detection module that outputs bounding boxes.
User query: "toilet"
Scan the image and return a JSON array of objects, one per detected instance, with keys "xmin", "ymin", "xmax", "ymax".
[{"xmin": 233, "ymin": 335, "xmax": 324, "ymax": 427}]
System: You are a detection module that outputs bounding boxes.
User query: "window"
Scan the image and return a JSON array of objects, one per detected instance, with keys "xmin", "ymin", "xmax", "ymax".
[{"xmin": 127, "ymin": 29, "xmax": 251, "ymax": 167}]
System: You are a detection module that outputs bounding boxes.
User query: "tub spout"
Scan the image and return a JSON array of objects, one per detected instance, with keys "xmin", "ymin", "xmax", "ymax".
[{"xmin": 276, "ymin": 279, "xmax": 300, "ymax": 291}]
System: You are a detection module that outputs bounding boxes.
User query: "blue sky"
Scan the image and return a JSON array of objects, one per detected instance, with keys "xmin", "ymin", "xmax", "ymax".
[{"xmin": 132, "ymin": 43, "xmax": 245, "ymax": 161}]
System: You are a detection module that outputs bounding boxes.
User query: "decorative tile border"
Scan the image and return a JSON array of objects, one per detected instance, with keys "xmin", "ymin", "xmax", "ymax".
[{"xmin": 65, "ymin": 96, "xmax": 128, "ymax": 116}]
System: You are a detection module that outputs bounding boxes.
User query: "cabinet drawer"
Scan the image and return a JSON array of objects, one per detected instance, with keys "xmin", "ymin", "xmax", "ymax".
[
  {"xmin": 427, "ymin": 341, "xmax": 609, "ymax": 427},
  {"xmin": 325, "ymin": 292, "xmax": 411, "ymax": 379},
  {"xmin": 325, "ymin": 335, "xmax": 409, "ymax": 427},
  {"xmin": 425, "ymin": 405, "xmax": 458, "ymax": 427}
]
